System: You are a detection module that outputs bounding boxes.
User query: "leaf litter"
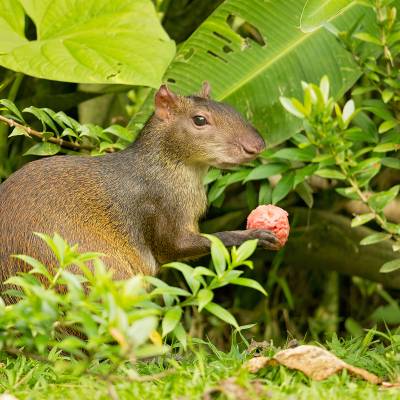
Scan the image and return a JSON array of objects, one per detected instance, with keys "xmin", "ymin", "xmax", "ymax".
[{"xmin": 244, "ymin": 344, "xmax": 382, "ymax": 383}]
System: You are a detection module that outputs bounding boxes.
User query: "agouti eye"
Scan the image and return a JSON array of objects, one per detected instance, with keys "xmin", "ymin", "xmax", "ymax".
[{"xmin": 192, "ymin": 115, "xmax": 208, "ymax": 126}]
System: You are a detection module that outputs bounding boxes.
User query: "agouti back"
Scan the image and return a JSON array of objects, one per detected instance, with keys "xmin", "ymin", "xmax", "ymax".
[{"xmin": 0, "ymin": 83, "xmax": 278, "ymax": 286}]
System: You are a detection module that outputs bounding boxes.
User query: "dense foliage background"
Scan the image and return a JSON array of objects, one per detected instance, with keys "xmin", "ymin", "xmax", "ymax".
[{"xmin": 0, "ymin": 0, "xmax": 400, "ymax": 398}]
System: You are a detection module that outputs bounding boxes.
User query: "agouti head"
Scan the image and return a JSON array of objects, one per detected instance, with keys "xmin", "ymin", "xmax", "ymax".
[{"xmin": 151, "ymin": 82, "xmax": 265, "ymax": 168}]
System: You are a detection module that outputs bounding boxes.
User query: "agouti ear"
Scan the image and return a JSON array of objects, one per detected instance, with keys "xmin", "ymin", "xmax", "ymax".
[
  {"xmin": 199, "ymin": 81, "xmax": 211, "ymax": 99},
  {"xmin": 155, "ymin": 84, "xmax": 178, "ymax": 120}
]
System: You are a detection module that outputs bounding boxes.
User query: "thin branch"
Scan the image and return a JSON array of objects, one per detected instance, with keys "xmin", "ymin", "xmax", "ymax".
[{"xmin": 0, "ymin": 114, "xmax": 114, "ymax": 153}]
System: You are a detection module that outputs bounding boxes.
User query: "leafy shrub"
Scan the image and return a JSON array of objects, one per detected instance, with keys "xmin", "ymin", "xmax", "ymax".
[
  {"xmin": 277, "ymin": 0, "xmax": 400, "ymax": 272},
  {"xmin": 0, "ymin": 232, "xmax": 265, "ymax": 374}
]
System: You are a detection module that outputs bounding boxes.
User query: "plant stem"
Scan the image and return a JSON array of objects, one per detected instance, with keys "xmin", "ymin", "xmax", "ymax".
[
  {"xmin": 8, "ymin": 73, "xmax": 24, "ymax": 102},
  {"xmin": 0, "ymin": 114, "xmax": 114, "ymax": 153},
  {"xmin": 338, "ymin": 161, "xmax": 397, "ymax": 238}
]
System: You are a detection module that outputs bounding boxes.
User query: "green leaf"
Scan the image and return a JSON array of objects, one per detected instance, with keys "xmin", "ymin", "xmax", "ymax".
[
  {"xmin": 315, "ymin": 168, "xmax": 346, "ymax": 180},
  {"xmin": 131, "ymin": 0, "xmax": 365, "ymax": 145},
  {"xmin": 371, "ymin": 304, "xmax": 400, "ymax": 324},
  {"xmin": 163, "ymin": 262, "xmax": 194, "ymax": 276},
  {"xmin": 234, "ymin": 239, "xmax": 258, "ymax": 264},
  {"xmin": 152, "ymin": 286, "xmax": 191, "ymax": 297},
  {"xmin": 279, "ymin": 97, "xmax": 305, "ymax": 118},
  {"xmin": 360, "ymin": 233, "xmax": 391, "ymax": 246},
  {"xmin": 12, "ymin": 255, "xmax": 52, "ymax": 281},
  {"xmin": 0, "ymin": 1, "xmax": 26, "ymax": 53},
  {"xmin": 258, "ymin": 181, "xmax": 272, "ymax": 205},
  {"xmin": 197, "ymin": 288, "xmax": 214, "ymax": 311},
  {"xmin": 24, "ymin": 142, "xmax": 61, "ymax": 156},
  {"xmin": 294, "ymin": 164, "xmax": 318, "ymax": 186},
  {"xmin": 353, "ymin": 32, "xmax": 382, "ymax": 45},
  {"xmin": 351, "ymin": 213, "xmax": 375, "ymax": 227},
  {"xmin": 173, "ymin": 323, "xmax": 187, "ymax": 349},
  {"xmin": 382, "ymin": 158, "xmax": 400, "ymax": 169},
  {"xmin": 343, "ymin": 127, "xmax": 376, "ymax": 143},
  {"xmin": 342, "ymin": 99, "xmax": 355, "ymax": 124},
  {"xmin": 0, "ymin": 0, "xmax": 175, "ymax": 87},
  {"xmin": 57, "ymin": 337, "xmax": 86, "ymax": 352},
  {"xmin": 54, "ymin": 112, "xmax": 80, "ymax": 130},
  {"xmin": 162, "ymin": 306, "xmax": 182, "ymax": 337},
  {"xmin": 0, "ymin": 99, "xmax": 24, "ymax": 121},
  {"xmin": 230, "ymin": 277, "xmax": 267, "ymax": 296},
  {"xmin": 295, "ymin": 181, "xmax": 314, "ymax": 208},
  {"xmin": 202, "ymin": 234, "xmax": 230, "ymax": 276},
  {"xmin": 163, "ymin": 262, "xmax": 200, "ymax": 295},
  {"xmin": 103, "ymin": 125, "xmax": 136, "ymax": 142},
  {"xmin": 193, "ymin": 266, "xmax": 216, "ymax": 278},
  {"xmin": 382, "ymin": 89, "xmax": 394, "ymax": 103},
  {"xmin": 300, "ymin": 0, "xmax": 351, "ymax": 32},
  {"xmin": 23, "ymin": 106, "xmax": 58, "ymax": 132},
  {"xmin": 272, "ymin": 172, "xmax": 295, "ymax": 204},
  {"xmin": 207, "ymin": 170, "xmax": 250, "ymax": 203},
  {"xmin": 363, "ymin": 104, "xmax": 394, "ymax": 120},
  {"xmin": 244, "ymin": 163, "xmax": 288, "ymax": 182},
  {"xmin": 374, "ymin": 143, "xmax": 399, "ymax": 152},
  {"xmin": 246, "ymin": 181, "xmax": 258, "ymax": 211},
  {"xmin": 8, "ymin": 126, "xmax": 29, "ymax": 138},
  {"xmin": 368, "ymin": 186, "xmax": 399, "ymax": 211},
  {"xmin": 273, "ymin": 147, "xmax": 316, "ymax": 161},
  {"xmin": 61, "ymin": 128, "xmax": 79, "ymax": 139},
  {"xmin": 336, "ymin": 187, "xmax": 359, "ymax": 200},
  {"xmin": 204, "ymin": 169, "xmax": 222, "ymax": 185},
  {"xmin": 204, "ymin": 302, "xmax": 238, "ymax": 328},
  {"xmin": 380, "ymin": 259, "xmax": 400, "ymax": 273}
]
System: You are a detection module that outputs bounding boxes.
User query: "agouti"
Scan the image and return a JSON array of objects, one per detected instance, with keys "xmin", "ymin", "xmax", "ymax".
[{"xmin": 0, "ymin": 82, "xmax": 278, "ymax": 285}]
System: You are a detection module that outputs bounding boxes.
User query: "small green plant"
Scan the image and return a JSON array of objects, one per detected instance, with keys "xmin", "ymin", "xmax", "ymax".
[
  {"xmin": 0, "ymin": 101, "xmax": 136, "ymax": 158},
  {"xmin": 275, "ymin": 0, "xmax": 400, "ymax": 273},
  {"xmin": 153, "ymin": 234, "xmax": 267, "ymax": 348},
  {"xmin": 0, "ymin": 232, "xmax": 266, "ymax": 374},
  {"xmin": 0, "ymin": 233, "xmax": 167, "ymax": 375},
  {"xmin": 279, "ymin": 73, "xmax": 399, "ymax": 273}
]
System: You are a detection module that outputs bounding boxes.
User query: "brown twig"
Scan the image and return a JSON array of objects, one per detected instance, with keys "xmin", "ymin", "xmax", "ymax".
[{"xmin": 0, "ymin": 114, "xmax": 114, "ymax": 153}]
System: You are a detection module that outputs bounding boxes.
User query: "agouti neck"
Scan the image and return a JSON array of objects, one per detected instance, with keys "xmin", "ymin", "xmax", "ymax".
[
  {"xmin": 124, "ymin": 117, "xmax": 208, "ymax": 181},
  {"xmin": 103, "ymin": 116, "xmax": 209, "ymax": 229}
]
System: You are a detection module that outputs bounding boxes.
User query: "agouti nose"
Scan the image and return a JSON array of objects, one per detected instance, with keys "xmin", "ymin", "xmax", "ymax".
[{"xmin": 242, "ymin": 136, "xmax": 265, "ymax": 156}]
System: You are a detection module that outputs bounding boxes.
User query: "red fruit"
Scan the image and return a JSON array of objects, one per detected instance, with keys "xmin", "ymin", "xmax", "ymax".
[{"xmin": 246, "ymin": 205, "xmax": 290, "ymax": 247}]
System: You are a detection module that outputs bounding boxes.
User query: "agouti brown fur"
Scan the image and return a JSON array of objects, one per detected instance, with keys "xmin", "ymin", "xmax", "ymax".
[{"xmin": 0, "ymin": 83, "xmax": 278, "ymax": 287}]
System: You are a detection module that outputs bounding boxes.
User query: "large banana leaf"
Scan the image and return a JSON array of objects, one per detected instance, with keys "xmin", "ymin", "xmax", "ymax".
[
  {"xmin": 131, "ymin": 0, "xmax": 370, "ymax": 145},
  {"xmin": 0, "ymin": 0, "xmax": 175, "ymax": 87},
  {"xmin": 300, "ymin": 0, "xmax": 352, "ymax": 32}
]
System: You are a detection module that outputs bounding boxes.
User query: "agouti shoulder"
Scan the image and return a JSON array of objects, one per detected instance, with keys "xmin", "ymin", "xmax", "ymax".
[{"xmin": 0, "ymin": 82, "xmax": 278, "ymax": 287}]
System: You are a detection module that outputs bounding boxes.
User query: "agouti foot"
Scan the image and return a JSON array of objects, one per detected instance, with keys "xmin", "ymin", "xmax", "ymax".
[{"xmin": 245, "ymin": 229, "xmax": 281, "ymax": 250}]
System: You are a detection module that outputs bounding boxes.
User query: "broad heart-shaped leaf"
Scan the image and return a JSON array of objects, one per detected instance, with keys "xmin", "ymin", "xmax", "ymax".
[
  {"xmin": 131, "ymin": 0, "xmax": 372, "ymax": 144},
  {"xmin": 0, "ymin": 0, "xmax": 175, "ymax": 87}
]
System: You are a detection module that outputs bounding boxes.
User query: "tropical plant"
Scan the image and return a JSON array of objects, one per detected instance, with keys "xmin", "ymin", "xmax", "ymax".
[
  {"xmin": 0, "ymin": 0, "xmax": 175, "ymax": 86},
  {"xmin": 278, "ymin": 0, "xmax": 400, "ymax": 273},
  {"xmin": 130, "ymin": 0, "xmax": 376, "ymax": 144}
]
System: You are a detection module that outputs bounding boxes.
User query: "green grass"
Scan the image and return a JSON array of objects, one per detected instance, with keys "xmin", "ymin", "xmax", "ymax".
[{"xmin": 1, "ymin": 334, "xmax": 399, "ymax": 400}]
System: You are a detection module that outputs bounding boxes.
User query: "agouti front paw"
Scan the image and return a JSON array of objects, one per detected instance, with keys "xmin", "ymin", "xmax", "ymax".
[{"xmin": 245, "ymin": 229, "xmax": 281, "ymax": 250}]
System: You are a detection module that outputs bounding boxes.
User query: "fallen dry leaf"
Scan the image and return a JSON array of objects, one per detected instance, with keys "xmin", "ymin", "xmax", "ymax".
[
  {"xmin": 380, "ymin": 381, "xmax": 400, "ymax": 389},
  {"xmin": 245, "ymin": 356, "xmax": 274, "ymax": 373},
  {"xmin": 244, "ymin": 345, "xmax": 381, "ymax": 384}
]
